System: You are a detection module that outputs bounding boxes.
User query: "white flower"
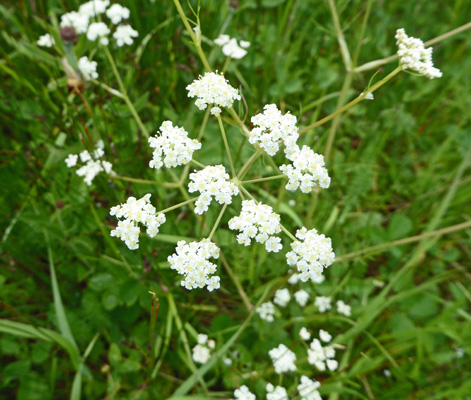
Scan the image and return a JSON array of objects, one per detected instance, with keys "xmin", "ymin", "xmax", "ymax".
[
  {"xmin": 234, "ymin": 385, "xmax": 256, "ymax": 400},
  {"xmin": 214, "ymin": 34, "xmax": 250, "ymax": 59},
  {"xmin": 65, "ymin": 154, "xmax": 78, "ymax": 168},
  {"xmin": 294, "ymin": 290, "xmax": 309, "ymax": 307},
  {"xmin": 188, "ymin": 165, "xmax": 239, "ymax": 214},
  {"xmin": 395, "ymin": 28, "xmax": 442, "ymax": 79},
  {"xmin": 363, "ymin": 91, "xmax": 374, "ymax": 100},
  {"xmin": 60, "ymin": 11, "xmax": 89, "ymax": 34},
  {"xmin": 308, "ymin": 338, "xmax": 338, "ymax": 371},
  {"xmin": 314, "ymin": 296, "xmax": 332, "ymax": 313},
  {"xmin": 79, "ymin": 0, "xmax": 109, "ymax": 18},
  {"xmin": 105, "ymin": 4, "xmax": 130, "ymax": 24},
  {"xmin": 297, "ymin": 375, "xmax": 322, "ymax": 400},
  {"xmin": 223, "ymin": 357, "xmax": 232, "ymax": 366},
  {"xmin": 113, "ymin": 24, "xmax": 138, "ymax": 46},
  {"xmin": 214, "ymin": 34, "xmax": 230, "ymax": 46},
  {"xmin": 288, "ymin": 272, "xmax": 299, "ymax": 284},
  {"xmin": 197, "ymin": 333, "xmax": 208, "ymax": 345},
  {"xmin": 168, "ymin": 239, "xmax": 220, "ymax": 291},
  {"xmin": 286, "ymin": 227, "xmax": 335, "ymax": 282},
  {"xmin": 273, "ymin": 288, "xmax": 290, "ymax": 307},
  {"xmin": 37, "ymin": 33, "xmax": 55, "ymax": 47},
  {"xmin": 249, "ymin": 104, "xmax": 299, "ymax": 157},
  {"xmin": 210, "ymin": 106, "xmax": 222, "ymax": 116},
  {"xmin": 319, "ymin": 329, "xmax": 332, "ymax": 343},
  {"xmin": 240, "ymin": 40, "xmax": 250, "ymax": 48},
  {"xmin": 383, "ymin": 369, "xmax": 391, "ymax": 377},
  {"xmin": 311, "ymin": 273, "xmax": 325, "ymax": 284},
  {"xmin": 110, "ymin": 194, "xmax": 165, "ymax": 250},
  {"xmin": 186, "ymin": 72, "xmax": 241, "ymax": 111},
  {"xmin": 78, "ymin": 56, "xmax": 98, "ymax": 80},
  {"xmin": 299, "ymin": 327, "xmax": 311, "ymax": 341},
  {"xmin": 192, "ymin": 344, "xmax": 211, "ymax": 364},
  {"xmin": 269, "ymin": 344, "xmax": 297, "ymax": 374},
  {"xmin": 280, "ymin": 146, "xmax": 331, "ymax": 193},
  {"xmin": 336, "ymin": 300, "xmax": 351, "ymax": 317},
  {"xmin": 256, "ymin": 301, "xmax": 275, "ymax": 322},
  {"xmin": 266, "ymin": 383, "xmax": 288, "ymax": 400},
  {"xmin": 148, "ymin": 121, "xmax": 201, "ymax": 169},
  {"xmin": 228, "ymin": 200, "xmax": 282, "ymax": 252},
  {"xmin": 87, "ymin": 22, "xmax": 110, "ymax": 45}
]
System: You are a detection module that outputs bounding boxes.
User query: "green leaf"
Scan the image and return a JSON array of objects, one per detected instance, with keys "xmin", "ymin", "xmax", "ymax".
[{"xmin": 387, "ymin": 214, "xmax": 413, "ymax": 240}]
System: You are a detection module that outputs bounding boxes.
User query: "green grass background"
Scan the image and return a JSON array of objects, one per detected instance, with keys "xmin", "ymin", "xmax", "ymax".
[{"xmin": 1, "ymin": 0, "xmax": 470, "ymax": 399}]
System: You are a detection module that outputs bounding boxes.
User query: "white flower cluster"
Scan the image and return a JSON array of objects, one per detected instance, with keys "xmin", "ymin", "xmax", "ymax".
[
  {"xmin": 234, "ymin": 385, "xmax": 256, "ymax": 400},
  {"xmin": 188, "ymin": 165, "xmax": 239, "ymax": 214},
  {"xmin": 249, "ymin": 104, "xmax": 299, "ymax": 156},
  {"xmin": 186, "ymin": 72, "xmax": 241, "ymax": 112},
  {"xmin": 37, "ymin": 33, "xmax": 55, "ymax": 47},
  {"xmin": 109, "ymin": 194, "xmax": 165, "ymax": 250},
  {"xmin": 266, "ymin": 384, "xmax": 288, "ymax": 400},
  {"xmin": 299, "ymin": 327, "xmax": 311, "ymax": 341},
  {"xmin": 297, "ymin": 376, "xmax": 322, "ymax": 400},
  {"xmin": 148, "ymin": 121, "xmax": 201, "ymax": 169},
  {"xmin": 268, "ymin": 344, "xmax": 297, "ymax": 374},
  {"xmin": 286, "ymin": 227, "xmax": 335, "ymax": 282},
  {"xmin": 59, "ymin": 1, "xmax": 137, "ymax": 47},
  {"xmin": 280, "ymin": 146, "xmax": 331, "ymax": 193},
  {"xmin": 113, "ymin": 24, "xmax": 139, "ymax": 46},
  {"xmin": 65, "ymin": 140, "xmax": 114, "ymax": 186},
  {"xmin": 192, "ymin": 333, "xmax": 215, "ymax": 364},
  {"xmin": 78, "ymin": 56, "xmax": 98, "ymax": 80},
  {"xmin": 395, "ymin": 28, "xmax": 442, "ymax": 79},
  {"xmin": 315, "ymin": 296, "xmax": 332, "ymax": 313},
  {"xmin": 294, "ymin": 289, "xmax": 310, "ymax": 306},
  {"xmin": 228, "ymin": 200, "xmax": 282, "ymax": 252},
  {"xmin": 214, "ymin": 34, "xmax": 250, "ymax": 59},
  {"xmin": 168, "ymin": 239, "xmax": 220, "ymax": 291},
  {"xmin": 274, "ymin": 288, "xmax": 290, "ymax": 307},
  {"xmin": 336, "ymin": 300, "xmax": 351, "ymax": 317},
  {"xmin": 256, "ymin": 301, "xmax": 275, "ymax": 322},
  {"xmin": 308, "ymin": 332, "xmax": 338, "ymax": 371}
]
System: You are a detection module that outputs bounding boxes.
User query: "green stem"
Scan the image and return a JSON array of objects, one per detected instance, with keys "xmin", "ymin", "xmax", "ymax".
[
  {"xmin": 217, "ymin": 115, "xmax": 236, "ymax": 178},
  {"xmin": 208, "ymin": 204, "xmax": 228, "ymax": 240},
  {"xmin": 190, "ymin": 159, "xmax": 206, "ymax": 169},
  {"xmin": 237, "ymin": 147, "xmax": 264, "ymax": 180},
  {"xmin": 241, "ymin": 174, "xmax": 286, "ymax": 184},
  {"xmin": 103, "ymin": 46, "xmax": 150, "ymax": 139},
  {"xmin": 158, "ymin": 197, "xmax": 199, "ymax": 214},
  {"xmin": 172, "ymin": 0, "xmax": 212, "ymax": 72},
  {"xmin": 109, "ymin": 175, "xmax": 178, "ymax": 187},
  {"xmin": 280, "ymin": 224, "xmax": 297, "ymax": 242},
  {"xmin": 299, "ymin": 66, "xmax": 402, "ymax": 135}
]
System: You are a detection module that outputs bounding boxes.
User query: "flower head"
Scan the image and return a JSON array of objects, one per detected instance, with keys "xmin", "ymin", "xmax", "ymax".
[
  {"xmin": 113, "ymin": 24, "xmax": 138, "ymax": 46},
  {"xmin": 280, "ymin": 146, "xmax": 330, "ymax": 193},
  {"xmin": 78, "ymin": 56, "xmax": 98, "ymax": 80},
  {"xmin": 308, "ymin": 336, "xmax": 338, "ymax": 371},
  {"xmin": 192, "ymin": 334, "xmax": 215, "ymax": 364},
  {"xmin": 269, "ymin": 344, "xmax": 297, "ymax": 374},
  {"xmin": 297, "ymin": 376, "xmax": 322, "ymax": 400},
  {"xmin": 79, "ymin": 0, "xmax": 109, "ymax": 18},
  {"xmin": 286, "ymin": 227, "xmax": 335, "ymax": 282},
  {"xmin": 234, "ymin": 385, "xmax": 256, "ymax": 400},
  {"xmin": 395, "ymin": 28, "xmax": 442, "ymax": 79},
  {"xmin": 37, "ymin": 33, "xmax": 55, "ymax": 47},
  {"xmin": 148, "ymin": 121, "xmax": 201, "ymax": 169},
  {"xmin": 168, "ymin": 239, "xmax": 221, "ymax": 291},
  {"xmin": 188, "ymin": 165, "xmax": 239, "ymax": 214},
  {"xmin": 266, "ymin": 384, "xmax": 288, "ymax": 400},
  {"xmin": 273, "ymin": 288, "xmax": 291, "ymax": 307},
  {"xmin": 228, "ymin": 200, "xmax": 282, "ymax": 252},
  {"xmin": 214, "ymin": 34, "xmax": 249, "ymax": 59},
  {"xmin": 61, "ymin": 11, "xmax": 89, "ymax": 34},
  {"xmin": 110, "ymin": 194, "xmax": 165, "ymax": 250},
  {"xmin": 106, "ymin": 4, "xmax": 130, "ymax": 24},
  {"xmin": 336, "ymin": 300, "xmax": 351, "ymax": 317},
  {"xmin": 294, "ymin": 289, "xmax": 310, "ymax": 307},
  {"xmin": 249, "ymin": 104, "xmax": 299, "ymax": 156},
  {"xmin": 299, "ymin": 327, "xmax": 311, "ymax": 341},
  {"xmin": 186, "ymin": 72, "xmax": 241, "ymax": 111},
  {"xmin": 256, "ymin": 301, "xmax": 275, "ymax": 322},
  {"xmin": 87, "ymin": 22, "xmax": 110, "ymax": 45},
  {"xmin": 314, "ymin": 296, "xmax": 332, "ymax": 313}
]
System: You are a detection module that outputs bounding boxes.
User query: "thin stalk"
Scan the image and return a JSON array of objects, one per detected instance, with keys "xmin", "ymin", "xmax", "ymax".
[
  {"xmin": 103, "ymin": 47, "xmax": 149, "ymax": 138},
  {"xmin": 172, "ymin": 0, "xmax": 212, "ymax": 72},
  {"xmin": 218, "ymin": 115, "xmax": 236, "ymax": 178},
  {"xmin": 299, "ymin": 66, "xmax": 402, "ymax": 135},
  {"xmin": 208, "ymin": 204, "xmax": 228, "ymax": 241},
  {"xmin": 280, "ymin": 224, "xmax": 297, "ymax": 242},
  {"xmin": 328, "ymin": 0, "xmax": 352, "ymax": 71},
  {"xmin": 110, "ymin": 175, "xmax": 178, "ymax": 187},
  {"xmin": 190, "ymin": 159, "xmax": 206, "ymax": 169},
  {"xmin": 237, "ymin": 147, "xmax": 264, "ymax": 180},
  {"xmin": 219, "ymin": 252, "xmax": 253, "ymax": 311},
  {"xmin": 336, "ymin": 220, "xmax": 471, "ymax": 262},
  {"xmin": 241, "ymin": 174, "xmax": 286, "ymax": 184},
  {"xmin": 158, "ymin": 197, "xmax": 199, "ymax": 214}
]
